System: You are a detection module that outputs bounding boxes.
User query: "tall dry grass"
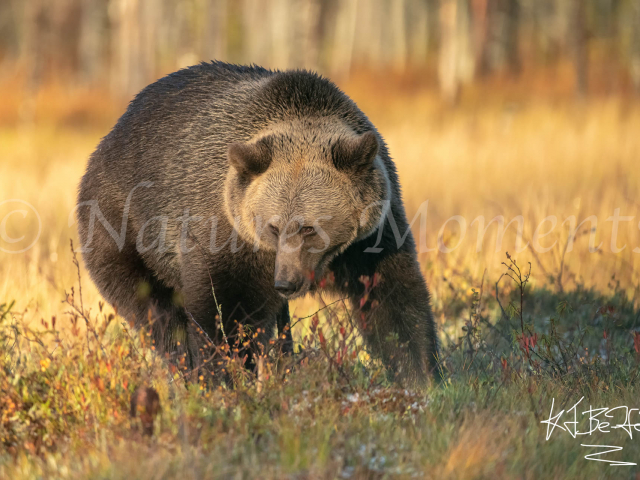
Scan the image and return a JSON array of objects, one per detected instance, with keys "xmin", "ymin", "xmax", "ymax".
[
  {"xmin": 2, "ymin": 70, "xmax": 640, "ymax": 479},
  {"xmin": 0, "ymin": 72, "xmax": 639, "ymax": 331}
]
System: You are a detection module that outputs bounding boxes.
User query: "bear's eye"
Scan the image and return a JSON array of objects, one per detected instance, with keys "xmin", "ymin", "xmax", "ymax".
[
  {"xmin": 301, "ymin": 226, "xmax": 316, "ymax": 236},
  {"xmin": 269, "ymin": 224, "xmax": 280, "ymax": 236}
]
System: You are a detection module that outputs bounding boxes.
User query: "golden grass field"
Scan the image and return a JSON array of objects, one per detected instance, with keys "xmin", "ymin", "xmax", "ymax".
[
  {"xmin": 1, "ymin": 74, "xmax": 639, "ymax": 329},
  {"xmin": 2, "ymin": 72, "xmax": 640, "ymax": 478}
]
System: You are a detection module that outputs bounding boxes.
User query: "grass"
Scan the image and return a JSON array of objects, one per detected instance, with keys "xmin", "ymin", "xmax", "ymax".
[{"xmin": 1, "ymin": 72, "xmax": 640, "ymax": 478}]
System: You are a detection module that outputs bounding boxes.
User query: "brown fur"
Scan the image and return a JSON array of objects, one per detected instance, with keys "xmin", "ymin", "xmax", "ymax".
[{"xmin": 77, "ymin": 62, "xmax": 440, "ymax": 386}]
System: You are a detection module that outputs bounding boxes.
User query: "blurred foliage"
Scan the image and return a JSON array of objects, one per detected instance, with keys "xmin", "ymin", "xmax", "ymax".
[{"xmin": 1, "ymin": 0, "xmax": 639, "ymax": 99}]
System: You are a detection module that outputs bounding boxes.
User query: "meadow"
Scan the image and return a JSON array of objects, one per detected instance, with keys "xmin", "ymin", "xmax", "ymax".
[{"xmin": 1, "ymin": 71, "xmax": 640, "ymax": 479}]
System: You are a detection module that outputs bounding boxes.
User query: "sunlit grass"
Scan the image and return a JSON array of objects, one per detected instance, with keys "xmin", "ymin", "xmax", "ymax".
[{"xmin": 1, "ymin": 74, "xmax": 640, "ymax": 478}]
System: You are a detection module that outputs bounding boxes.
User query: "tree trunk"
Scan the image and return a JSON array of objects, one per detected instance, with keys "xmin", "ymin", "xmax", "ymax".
[
  {"xmin": 438, "ymin": 0, "xmax": 474, "ymax": 103},
  {"xmin": 330, "ymin": 0, "xmax": 358, "ymax": 78},
  {"xmin": 22, "ymin": 0, "xmax": 46, "ymax": 93},
  {"xmin": 504, "ymin": 0, "xmax": 521, "ymax": 74},
  {"xmin": 571, "ymin": 0, "xmax": 588, "ymax": 98},
  {"xmin": 471, "ymin": 0, "xmax": 488, "ymax": 76},
  {"xmin": 270, "ymin": 0, "xmax": 291, "ymax": 67},
  {"xmin": 110, "ymin": 0, "xmax": 144, "ymax": 97},
  {"xmin": 204, "ymin": 0, "xmax": 228, "ymax": 62},
  {"xmin": 241, "ymin": 0, "xmax": 268, "ymax": 66},
  {"xmin": 480, "ymin": 0, "xmax": 520, "ymax": 75},
  {"xmin": 390, "ymin": 0, "xmax": 408, "ymax": 71},
  {"xmin": 79, "ymin": 0, "xmax": 105, "ymax": 84},
  {"xmin": 408, "ymin": 0, "xmax": 430, "ymax": 68},
  {"xmin": 298, "ymin": 0, "xmax": 323, "ymax": 70},
  {"xmin": 629, "ymin": 0, "xmax": 640, "ymax": 94}
]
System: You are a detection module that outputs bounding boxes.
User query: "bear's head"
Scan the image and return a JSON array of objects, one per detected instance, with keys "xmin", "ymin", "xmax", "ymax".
[{"xmin": 224, "ymin": 122, "xmax": 390, "ymax": 299}]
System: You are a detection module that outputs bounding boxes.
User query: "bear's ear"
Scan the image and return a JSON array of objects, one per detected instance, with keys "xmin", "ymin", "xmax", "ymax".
[
  {"xmin": 331, "ymin": 131, "xmax": 379, "ymax": 173},
  {"xmin": 228, "ymin": 137, "xmax": 273, "ymax": 177}
]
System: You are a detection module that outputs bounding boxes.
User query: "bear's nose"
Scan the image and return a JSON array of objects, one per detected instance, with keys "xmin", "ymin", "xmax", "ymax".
[{"xmin": 274, "ymin": 280, "xmax": 298, "ymax": 296}]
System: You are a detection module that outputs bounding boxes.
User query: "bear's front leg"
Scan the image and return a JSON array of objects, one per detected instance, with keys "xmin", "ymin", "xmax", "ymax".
[
  {"xmin": 336, "ymin": 249, "xmax": 440, "ymax": 386},
  {"xmin": 180, "ymin": 251, "xmax": 286, "ymax": 380}
]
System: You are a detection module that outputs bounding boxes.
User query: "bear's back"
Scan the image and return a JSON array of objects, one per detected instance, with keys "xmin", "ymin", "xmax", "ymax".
[
  {"xmin": 79, "ymin": 62, "xmax": 388, "ymax": 237},
  {"xmin": 86, "ymin": 63, "xmax": 375, "ymax": 186}
]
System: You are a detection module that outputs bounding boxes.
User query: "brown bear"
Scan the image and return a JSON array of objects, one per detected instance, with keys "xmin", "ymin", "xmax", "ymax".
[{"xmin": 77, "ymin": 62, "xmax": 439, "ymax": 385}]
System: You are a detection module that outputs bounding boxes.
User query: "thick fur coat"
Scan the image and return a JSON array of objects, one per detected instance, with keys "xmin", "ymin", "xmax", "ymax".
[{"xmin": 77, "ymin": 62, "xmax": 439, "ymax": 384}]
